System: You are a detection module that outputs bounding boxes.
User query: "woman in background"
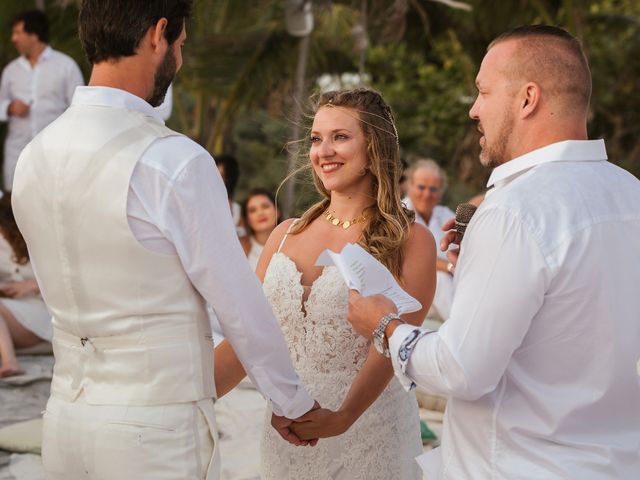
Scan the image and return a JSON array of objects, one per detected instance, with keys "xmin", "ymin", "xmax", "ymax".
[
  {"xmin": 0, "ymin": 193, "xmax": 51, "ymax": 377},
  {"xmin": 240, "ymin": 188, "xmax": 280, "ymax": 271}
]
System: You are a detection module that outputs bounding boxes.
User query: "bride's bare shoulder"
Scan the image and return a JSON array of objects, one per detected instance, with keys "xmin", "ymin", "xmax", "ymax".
[{"xmin": 255, "ymin": 218, "xmax": 298, "ymax": 280}]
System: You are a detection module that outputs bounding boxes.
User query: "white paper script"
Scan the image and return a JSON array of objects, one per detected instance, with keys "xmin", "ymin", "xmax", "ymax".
[{"xmin": 315, "ymin": 243, "xmax": 422, "ymax": 315}]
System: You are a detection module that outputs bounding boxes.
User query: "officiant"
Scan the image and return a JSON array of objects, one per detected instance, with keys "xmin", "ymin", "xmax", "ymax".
[{"xmin": 347, "ymin": 25, "xmax": 640, "ymax": 479}]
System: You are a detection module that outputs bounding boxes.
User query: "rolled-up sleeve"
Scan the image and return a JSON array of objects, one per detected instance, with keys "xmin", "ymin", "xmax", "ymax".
[
  {"xmin": 160, "ymin": 151, "xmax": 314, "ymax": 418},
  {"xmin": 389, "ymin": 207, "xmax": 550, "ymax": 401}
]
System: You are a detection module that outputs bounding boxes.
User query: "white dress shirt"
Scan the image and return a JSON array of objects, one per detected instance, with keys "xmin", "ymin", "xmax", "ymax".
[
  {"xmin": 404, "ymin": 198, "xmax": 455, "ymax": 319},
  {"xmin": 390, "ymin": 140, "xmax": 640, "ymax": 479},
  {"xmin": 0, "ymin": 46, "xmax": 83, "ymax": 190},
  {"xmin": 69, "ymin": 86, "xmax": 313, "ymax": 419},
  {"xmin": 408, "ymin": 201, "xmax": 455, "ymax": 261}
]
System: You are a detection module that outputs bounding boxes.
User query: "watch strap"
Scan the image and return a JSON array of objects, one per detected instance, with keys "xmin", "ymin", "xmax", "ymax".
[{"xmin": 373, "ymin": 313, "xmax": 402, "ymax": 357}]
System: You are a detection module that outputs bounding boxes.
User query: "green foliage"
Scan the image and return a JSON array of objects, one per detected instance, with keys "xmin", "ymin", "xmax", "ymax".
[
  {"xmin": 228, "ymin": 107, "xmax": 321, "ymax": 215},
  {"xmin": 585, "ymin": 2, "xmax": 640, "ymax": 176},
  {"xmin": 368, "ymin": 0, "xmax": 640, "ymax": 200},
  {"xmin": 230, "ymin": 109, "xmax": 290, "ymax": 196},
  {"xmin": 368, "ymin": 32, "xmax": 474, "ymax": 158},
  {"xmin": 0, "ymin": 0, "xmax": 638, "ymax": 204}
]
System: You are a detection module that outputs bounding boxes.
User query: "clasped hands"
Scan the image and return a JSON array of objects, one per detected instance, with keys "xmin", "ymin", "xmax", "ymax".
[
  {"xmin": 271, "ymin": 402, "xmax": 355, "ymax": 447},
  {"xmin": 271, "ymin": 221, "xmax": 462, "ymax": 447}
]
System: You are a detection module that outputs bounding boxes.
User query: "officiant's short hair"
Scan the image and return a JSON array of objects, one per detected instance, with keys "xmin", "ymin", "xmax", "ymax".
[{"xmin": 79, "ymin": 0, "xmax": 193, "ymax": 64}]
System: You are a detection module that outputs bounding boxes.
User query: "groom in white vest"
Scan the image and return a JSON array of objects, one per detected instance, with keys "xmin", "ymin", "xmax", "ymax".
[{"xmin": 11, "ymin": 1, "xmax": 316, "ymax": 479}]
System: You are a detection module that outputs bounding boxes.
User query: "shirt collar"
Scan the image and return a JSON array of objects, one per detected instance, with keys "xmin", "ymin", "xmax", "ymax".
[
  {"xmin": 18, "ymin": 45, "xmax": 52, "ymax": 68},
  {"xmin": 71, "ymin": 86, "xmax": 164, "ymax": 124},
  {"xmin": 486, "ymin": 139, "xmax": 608, "ymax": 190},
  {"xmin": 39, "ymin": 46, "xmax": 53, "ymax": 61}
]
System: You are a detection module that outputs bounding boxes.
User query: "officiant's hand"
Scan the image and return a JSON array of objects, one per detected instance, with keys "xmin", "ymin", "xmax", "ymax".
[
  {"xmin": 290, "ymin": 408, "xmax": 353, "ymax": 440},
  {"xmin": 347, "ymin": 291, "xmax": 397, "ymax": 340},
  {"xmin": 440, "ymin": 218, "xmax": 459, "ymax": 273},
  {"xmin": 271, "ymin": 401, "xmax": 321, "ymax": 446}
]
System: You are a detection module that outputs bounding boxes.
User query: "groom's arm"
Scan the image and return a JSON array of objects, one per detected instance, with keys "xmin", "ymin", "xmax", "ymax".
[
  {"xmin": 212, "ymin": 218, "xmax": 298, "ymax": 399},
  {"xmin": 152, "ymin": 145, "xmax": 314, "ymax": 419},
  {"xmin": 213, "ymin": 340, "xmax": 245, "ymax": 398}
]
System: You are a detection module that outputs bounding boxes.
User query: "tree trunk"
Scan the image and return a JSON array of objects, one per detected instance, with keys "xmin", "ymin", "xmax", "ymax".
[{"xmin": 283, "ymin": 34, "xmax": 310, "ymax": 217}]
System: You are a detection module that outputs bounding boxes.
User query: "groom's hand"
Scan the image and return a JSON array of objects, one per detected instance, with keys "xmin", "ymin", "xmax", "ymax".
[
  {"xmin": 271, "ymin": 413, "xmax": 305, "ymax": 446},
  {"xmin": 347, "ymin": 291, "xmax": 397, "ymax": 340},
  {"xmin": 271, "ymin": 401, "xmax": 321, "ymax": 446}
]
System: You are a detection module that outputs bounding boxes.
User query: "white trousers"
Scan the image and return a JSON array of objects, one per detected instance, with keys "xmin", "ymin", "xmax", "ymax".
[{"xmin": 42, "ymin": 394, "xmax": 219, "ymax": 480}]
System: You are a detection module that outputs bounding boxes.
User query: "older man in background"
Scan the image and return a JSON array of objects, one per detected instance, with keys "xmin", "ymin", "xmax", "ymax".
[
  {"xmin": 0, "ymin": 10, "xmax": 83, "ymax": 191},
  {"xmin": 405, "ymin": 159, "xmax": 455, "ymax": 321}
]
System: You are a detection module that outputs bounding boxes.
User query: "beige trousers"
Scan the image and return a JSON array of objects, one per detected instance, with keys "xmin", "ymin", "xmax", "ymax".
[{"xmin": 42, "ymin": 394, "xmax": 219, "ymax": 480}]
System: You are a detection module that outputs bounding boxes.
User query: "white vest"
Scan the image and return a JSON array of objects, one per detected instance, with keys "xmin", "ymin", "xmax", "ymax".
[{"xmin": 12, "ymin": 103, "xmax": 214, "ymax": 405}]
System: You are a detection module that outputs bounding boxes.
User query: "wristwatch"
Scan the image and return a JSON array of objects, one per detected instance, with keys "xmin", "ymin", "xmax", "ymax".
[{"xmin": 372, "ymin": 313, "xmax": 402, "ymax": 357}]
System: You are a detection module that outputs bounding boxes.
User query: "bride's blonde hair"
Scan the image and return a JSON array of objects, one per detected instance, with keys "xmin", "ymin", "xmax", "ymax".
[{"xmin": 289, "ymin": 88, "xmax": 414, "ymax": 280}]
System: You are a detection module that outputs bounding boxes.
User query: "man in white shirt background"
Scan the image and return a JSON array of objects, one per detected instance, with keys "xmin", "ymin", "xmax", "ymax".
[
  {"xmin": 12, "ymin": 1, "xmax": 317, "ymax": 478},
  {"xmin": 348, "ymin": 25, "xmax": 640, "ymax": 479},
  {"xmin": 404, "ymin": 158, "xmax": 455, "ymax": 322},
  {"xmin": 0, "ymin": 10, "xmax": 84, "ymax": 191}
]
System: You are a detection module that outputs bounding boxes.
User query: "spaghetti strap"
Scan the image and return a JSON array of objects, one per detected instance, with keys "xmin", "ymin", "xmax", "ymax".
[{"xmin": 277, "ymin": 219, "xmax": 299, "ymax": 253}]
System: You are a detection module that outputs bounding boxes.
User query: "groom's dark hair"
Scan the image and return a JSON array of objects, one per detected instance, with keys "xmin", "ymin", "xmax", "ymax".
[{"xmin": 79, "ymin": 0, "xmax": 193, "ymax": 64}]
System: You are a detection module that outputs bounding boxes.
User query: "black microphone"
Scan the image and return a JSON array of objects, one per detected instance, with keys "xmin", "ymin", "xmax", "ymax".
[{"xmin": 454, "ymin": 203, "xmax": 477, "ymax": 243}]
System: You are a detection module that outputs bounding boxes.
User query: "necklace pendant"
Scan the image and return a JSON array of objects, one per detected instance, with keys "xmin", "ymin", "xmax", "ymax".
[
  {"xmin": 332, "ymin": 218, "xmax": 340, "ymax": 226},
  {"xmin": 342, "ymin": 220, "xmax": 351, "ymax": 229}
]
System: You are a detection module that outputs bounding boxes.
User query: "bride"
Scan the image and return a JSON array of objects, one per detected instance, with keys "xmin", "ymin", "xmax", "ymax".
[{"xmin": 214, "ymin": 87, "xmax": 436, "ymax": 479}]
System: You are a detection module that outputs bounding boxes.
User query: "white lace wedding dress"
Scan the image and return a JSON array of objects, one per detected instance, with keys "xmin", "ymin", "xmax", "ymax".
[{"xmin": 260, "ymin": 251, "xmax": 423, "ymax": 479}]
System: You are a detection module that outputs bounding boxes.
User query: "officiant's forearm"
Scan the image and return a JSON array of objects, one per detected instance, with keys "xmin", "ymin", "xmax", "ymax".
[
  {"xmin": 213, "ymin": 340, "xmax": 247, "ymax": 398},
  {"xmin": 338, "ymin": 347, "xmax": 394, "ymax": 423}
]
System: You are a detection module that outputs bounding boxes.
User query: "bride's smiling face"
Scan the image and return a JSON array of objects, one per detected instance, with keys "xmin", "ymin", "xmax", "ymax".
[{"xmin": 309, "ymin": 106, "xmax": 372, "ymax": 194}]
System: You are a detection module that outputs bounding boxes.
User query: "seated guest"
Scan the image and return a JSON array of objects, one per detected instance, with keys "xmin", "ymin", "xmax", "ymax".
[
  {"xmin": 239, "ymin": 188, "xmax": 280, "ymax": 271},
  {"xmin": 405, "ymin": 159, "xmax": 454, "ymax": 321},
  {"xmin": 0, "ymin": 193, "xmax": 51, "ymax": 377}
]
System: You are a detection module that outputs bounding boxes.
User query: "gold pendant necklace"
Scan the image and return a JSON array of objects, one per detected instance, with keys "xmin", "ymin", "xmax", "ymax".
[{"xmin": 324, "ymin": 211, "xmax": 367, "ymax": 230}]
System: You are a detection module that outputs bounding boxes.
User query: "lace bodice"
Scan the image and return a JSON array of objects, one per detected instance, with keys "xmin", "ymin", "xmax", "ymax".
[
  {"xmin": 260, "ymin": 253, "xmax": 422, "ymax": 479},
  {"xmin": 264, "ymin": 253, "xmax": 369, "ymax": 377}
]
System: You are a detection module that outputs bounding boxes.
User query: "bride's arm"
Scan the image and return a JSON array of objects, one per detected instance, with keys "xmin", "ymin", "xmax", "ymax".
[
  {"xmin": 213, "ymin": 219, "xmax": 296, "ymax": 398},
  {"xmin": 290, "ymin": 224, "xmax": 436, "ymax": 438}
]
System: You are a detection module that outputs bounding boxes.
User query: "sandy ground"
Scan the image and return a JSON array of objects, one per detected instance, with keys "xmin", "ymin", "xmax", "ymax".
[{"xmin": 0, "ymin": 355, "xmax": 442, "ymax": 480}]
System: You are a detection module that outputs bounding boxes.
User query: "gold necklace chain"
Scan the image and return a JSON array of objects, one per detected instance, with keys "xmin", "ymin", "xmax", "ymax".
[{"xmin": 324, "ymin": 210, "xmax": 367, "ymax": 230}]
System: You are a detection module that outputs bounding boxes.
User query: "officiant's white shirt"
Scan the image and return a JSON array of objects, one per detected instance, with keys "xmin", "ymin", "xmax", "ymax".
[
  {"xmin": 69, "ymin": 86, "xmax": 313, "ymax": 419},
  {"xmin": 390, "ymin": 140, "xmax": 640, "ymax": 479}
]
